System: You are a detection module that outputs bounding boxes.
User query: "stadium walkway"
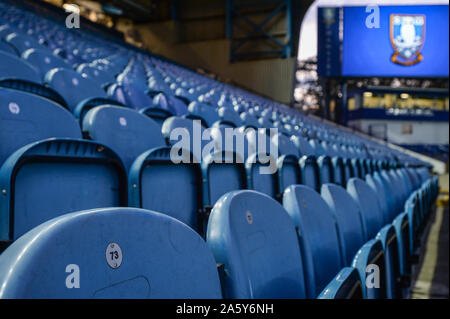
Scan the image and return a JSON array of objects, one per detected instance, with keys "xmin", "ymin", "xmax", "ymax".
[{"xmin": 410, "ymin": 173, "xmax": 449, "ymax": 299}]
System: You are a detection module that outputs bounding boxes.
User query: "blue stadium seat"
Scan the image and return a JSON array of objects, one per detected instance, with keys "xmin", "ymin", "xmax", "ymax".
[
  {"xmin": 82, "ymin": 105, "xmax": 165, "ymax": 170},
  {"xmin": 317, "ymin": 155, "xmax": 333, "ymax": 185},
  {"xmin": 365, "ymin": 174, "xmax": 390, "ymax": 224},
  {"xmin": 129, "ymin": 147, "xmax": 202, "ymax": 232},
  {"xmin": 245, "ymin": 129, "xmax": 278, "ymax": 198},
  {"xmin": 0, "ymin": 87, "xmax": 79, "ymax": 166},
  {"xmin": 283, "ymin": 185, "xmax": 346, "ymax": 298},
  {"xmin": 273, "ymin": 133, "xmax": 300, "ymax": 199},
  {"xmin": 215, "ymin": 106, "xmax": 242, "ymax": 128},
  {"xmin": 201, "ymin": 150, "xmax": 246, "ymax": 214},
  {"xmin": 107, "ymin": 83, "xmax": 153, "ymax": 110},
  {"xmin": 77, "ymin": 63, "xmax": 115, "ymax": 86},
  {"xmin": 0, "ymin": 51, "xmax": 41, "ymax": 83},
  {"xmin": 318, "ymin": 267, "xmax": 363, "ymax": 299},
  {"xmin": 207, "ymin": 190, "xmax": 307, "ymax": 298},
  {"xmin": 0, "ymin": 207, "xmax": 222, "ymax": 298},
  {"xmin": 0, "ymin": 78, "xmax": 69, "ymax": 110},
  {"xmin": 162, "ymin": 116, "xmax": 207, "ymax": 162},
  {"xmin": 187, "ymin": 101, "xmax": 220, "ymax": 128},
  {"xmin": 45, "ymin": 68, "xmax": 107, "ymax": 111},
  {"xmin": 299, "ymin": 156, "xmax": 320, "ymax": 192},
  {"xmin": 0, "ymin": 40, "xmax": 16, "ymax": 55},
  {"xmin": 347, "ymin": 178, "xmax": 400, "ymax": 298},
  {"xmin": 346, "ymin": 178, "xmax": 385, "ymax": 240},
  {"xmin": 22, "ymin": 48, "xmax": 69, "ymax": 80},
  {"xmin": 5, "ymin": 33, "xmax": 46, "ymax": 55},
  {"xmin": 240, "ymin": 111, "xmax": 260, "ymax": 129},
  {"xmin": 321, "ymin": 184, "xmax": 366, "ymax": 266},
  {"xmin": 0, "ymin": 139, "xmax": 127, "ymax": 244}
]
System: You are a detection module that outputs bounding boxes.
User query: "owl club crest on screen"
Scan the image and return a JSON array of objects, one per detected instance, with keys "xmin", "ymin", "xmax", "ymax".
[{"xmin": 390, "ymin": 14, "xmax": 425, "ymax": 66}]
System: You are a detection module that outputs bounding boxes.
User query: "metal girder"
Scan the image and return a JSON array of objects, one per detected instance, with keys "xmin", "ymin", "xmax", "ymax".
[{"xmin": 226, "ymin": 0, "xmax": 293, "ymax": 62}]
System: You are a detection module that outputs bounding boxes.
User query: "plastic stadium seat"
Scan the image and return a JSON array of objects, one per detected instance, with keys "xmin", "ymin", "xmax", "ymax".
[
  {"xmin": 299, "ymin": 156, "xmax": 320, "ymax": 192},
  {"xmin": 273, "ymin": 133, "xmax": 301, "ymax": 198},
  {"xmin": 129, "ymin": 147, "xmax": 202, "ymax": 232},
  {"xmin": 321, "ymin": 184, "xmax": 366, "ymax": 267},
  {"xmin": 207, "ymin": 190, "xmax": 307, "ymax": 298},
  {"xmin": 0, "ymin": 207, "xmax": 222, "ymax": 298},
  {"xmin": 0, "ymin": 40, "xmax": 16, "ymax": 55},
  {"xmin": 22, "ymin": 48, "xmax": 69, "ymax": 80},
  {"xmin": 0, "ymin": 25, "xmax": 15, "ymax": 39},
  {"xmin": 215, "ymin": 106, "xmax": 242, "ymax": 128},
  {"xmin": 0, "ymin": 87, "xmax": 79, "ymax": 166},
  {"xmin": 162, "ymin": 116, "xmax": 208, "ymax": 162},
  {"xmin": 331, "ymin": 157, "xmax": 346, "ymax": 187},
  {"xmin": 240, "ymin": 112, "xmax": 260, "ymax": 129},
  {"xmin": 0, "ymin": 51, "xmax": 41, "ymax": 83},
  {"xmin": 365, "ymin": 174, "xmax": 390, "ymax": 225},
  {"xmin": 245, "ymin": 152, "xmax": 277, "ymax": 198},
  {"xmin": 77, "ymin": 63, "xmax": 115, "ymax": 86},
  {"xmin": 82, "ymin": 106, "xmax": 166, "ymax": 170},
  {"xmin": 318, "ymin": 267, "xmax": 363, "ymax": 299},
  {"xmin": 0, "ymin": 138, "xmax": 127, "ymax": 243},
  {"xmin": 187, "ymin": 101, "xmax": 220, "ymax": 128},
  {"xmin": 283, "ymin": 185, "xmax": 346, "ymax": 298},
  {"xmin": 0, "ymin": 78, "xmax": 69, "ymax": 110},
  {"xmin": 317, "ymin": 155, "xmax": 333, "ymax": 185},
  {"xmin": 73, "ymin": 97, "xmax": 126, "ymax": 122},
  {"xmin": 5, "ymin": 33, "xmax": 46, "ymax": 55},
  {"xmin": 244, "ymin": 129, "xmax": 278, "ymax": 198},
  {"xmin": 107, "ymin": 83, "xmax": 153, "ymax": 110},
  {"xmin": 201, "ymin": 150, "xmax": 247, "ymax": 214},
  {"xmin": 153, "ymin": 93, "xmax": 187, "ymax": 116},
  {"xmin": 346, "ymin": 178, "xmax": 385, "ymax": 240},
  {"xmin": 347, "ymin": 178, "xmax": 400, "ymax": 298},
  {"xmin": 45, "ymin": 68, "xmax": 107, "ymax": 111}
]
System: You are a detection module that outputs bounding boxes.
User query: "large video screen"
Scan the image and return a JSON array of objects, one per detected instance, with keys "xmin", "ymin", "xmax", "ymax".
[{"xmin": 341, "ymin": 5, "xmax": 449, "ymax": 77}]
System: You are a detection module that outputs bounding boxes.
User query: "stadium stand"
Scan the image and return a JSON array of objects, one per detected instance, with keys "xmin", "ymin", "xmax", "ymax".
[{"xmin": 0, "ymin": 1, "xmax": 440, "ymax": 299}]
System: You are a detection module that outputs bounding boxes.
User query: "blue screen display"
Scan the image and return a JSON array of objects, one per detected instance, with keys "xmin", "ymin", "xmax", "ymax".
[{"xmin": 342, "ymin": 5, "xmax": 449, "ymax": 77}]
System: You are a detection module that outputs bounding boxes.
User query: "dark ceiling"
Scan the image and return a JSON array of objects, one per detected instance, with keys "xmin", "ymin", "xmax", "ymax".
[{"xmin": 95, "ymin": 0, "xmax": 171, "ymax": 22}]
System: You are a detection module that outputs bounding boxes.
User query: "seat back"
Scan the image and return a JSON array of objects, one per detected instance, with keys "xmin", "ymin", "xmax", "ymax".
[
  {"xmin": 0, "ymin": 139, "xmax": 127, "ymax": 242},
  {"xmin": 0, "ymin": 87, "xmax": 81, "ymax": 166},
  {"xmin": 318, "ymin": 267, "xmax": 363, "ymax": 299},
  {"xmin": 321, "ymin": 184, "xmax": 366, "ymax": 266},
  {"xmin": 45, "ymin": 68, "xmax": 106, "ymax": 111},
  {"xmin": 217, "ymin": 106, "xmax": 242, "ymax": 127},
  {"xmin": 201, "ymin": 151, "xmax": 246, "ymax": 210},
  {"xmin": 317, "ymin": 156, "xmax": 333, "ymax": 185},
  {"xmin": 162, "ymin": 116, "xmax": 207, "ymax": 162},
  {"xmin": 83, "ymin": 106, "xmax": 165, "ymax": 170},
  {"xmin": 6, "ymin": 33, "xmax": 46, "ymax": 55},
  {"xmin": 207, "ymin": 190, "xmax": 306, "ymax": 298},
  {"xmin": 299, "ymin": 156, "xmax": 320, "ymax": 192},
  {"xmin": 365, "ymin": 174, "xmax": 390, "ymax": 224},
  {"xmin": 22, "ymin": 48, "xmax": 68, "ymax": 80},
  {"xmin": 0, "ymin": 41, "xmax": 16, "ymax": 55},
  {"xmin": 107, "ymin": 83, "xmax": 153, "ymax": 110},
  {"xmin": 188, "ymin": 101, "xmax": 220, "ymax": 128},
  {"xmin": 245, "ymin": 153, "xmax": 277, "ymax": 198},
  {"xmin": 129, "ymin": 147, "xmax": 202, "ymax": 232},
  {"xmin": 0, "ymin": 51, "xmax": 41, "ymax": 83},
  {"xmin": 0, "ymin": 208, "xmax": 222, "ymax": 298},
  {"xmin": 331, "ymin": 157, "xmax": 345, "ymax": 187},
  {"xmin": 283, "ymin": 185, "xmax": 344, "ymax": 298},
  {"xmin": 346, "ymin": 178, "xmax": 385, "ymax": 241}
]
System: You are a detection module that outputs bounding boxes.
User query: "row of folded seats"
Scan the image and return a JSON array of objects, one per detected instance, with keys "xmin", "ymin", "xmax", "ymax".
[{"xmin": 0, "ymin": 86, "xmax": 438, "ymax": 298}]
